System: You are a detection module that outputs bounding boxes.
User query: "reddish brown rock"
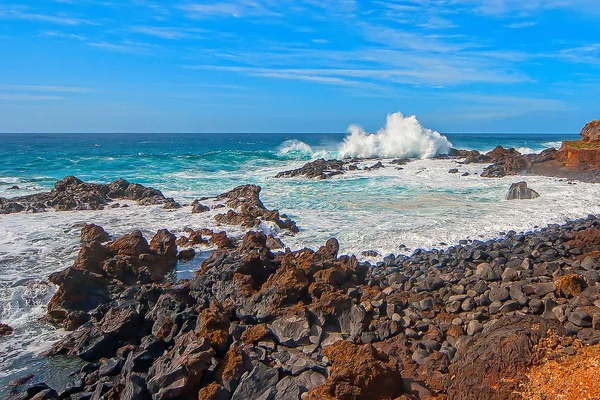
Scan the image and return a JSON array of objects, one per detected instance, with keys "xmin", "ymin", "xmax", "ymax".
[
  {"xmin": 197, "ymin": 302, "xmax": 231, "ymax": 354},
  {"xmin": 581, "ymin": 119, "xmax": 600, "ymax": 142},
  {"xmin": 306, "ymin": 340, "xmax": 403, "ymax": 400},
  {"xmin": 0, "ymin": 323, "xmax": 14, "ymax": 337},
  {"xmin": 107, "ymin": 230, "xmax": 151, "ymax": 257},
  {"xmin": 80, "ymin": 224, "xmax": 110, "ymax": 243},
  {"xmin": 447, "ymin": 316, "xmax": 560, "ymax": 400},
  {"xmin": 555, "ymin": 274, "xmax": 587, "ymax": 298}
]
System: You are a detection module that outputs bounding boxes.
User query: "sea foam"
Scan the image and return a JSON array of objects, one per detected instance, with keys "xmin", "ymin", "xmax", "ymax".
[{"xmin": 338, "ymin": 112, "xmax": 453, "ymax": 159}]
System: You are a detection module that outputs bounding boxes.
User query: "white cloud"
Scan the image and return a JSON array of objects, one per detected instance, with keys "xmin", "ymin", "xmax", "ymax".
[
  {"xmin": 0, "ymin": 84, "xmax": 90, "ymax": 93},
  {"xmin": 0, "ymin": 93, "xmax": 64, "ymax": 101}
]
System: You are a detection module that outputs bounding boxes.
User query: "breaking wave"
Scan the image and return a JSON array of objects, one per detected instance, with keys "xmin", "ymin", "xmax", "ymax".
[{"xmin": 338, "ymin": 112, "xmax": 453, "ymax": 159}]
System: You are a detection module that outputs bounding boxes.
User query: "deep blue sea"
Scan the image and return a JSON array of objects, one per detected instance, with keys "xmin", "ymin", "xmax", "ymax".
[{"xmin": 2, "ymin": 128, "xmax": 597, "ymax": 395}]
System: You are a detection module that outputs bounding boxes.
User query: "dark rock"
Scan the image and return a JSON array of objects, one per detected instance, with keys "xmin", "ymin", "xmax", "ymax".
[
  {"xmin": 505, "ymin": 182, "xmax": 540, "ymax": 200},
  {"xmin": 191, "ymin": 200, "xmax": 210, "ymax": 213},
  {"xmin": 231, "ymin": 362, "xmax": 279, "ymax": 400},
  {"xmin": 275, "ymin": 159, "xmax": 346, "ymax": 180}
]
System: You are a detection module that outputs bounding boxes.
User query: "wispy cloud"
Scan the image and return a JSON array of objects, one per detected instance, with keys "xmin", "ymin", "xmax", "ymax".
[
  {"xmin": 0, "ymin": 84, "xmax": 90, "ymax": 93},
  {"xmin": 87, "ymin": 40, "xmax": 156, "ymax": 54},
  {"xmin": 506, "ymin": 21, "xmax": 536, "ymax": 29},
  {"xmin": 0, "ymin": 93, "xmax": 63, "ymax": 101},
  {"xmin": 130, "ymin": 26, "xmax": 205, "ymax": 40},
  {"xmin": 0, "ymin": 8, "xmax": 95, "ymax": 25}
]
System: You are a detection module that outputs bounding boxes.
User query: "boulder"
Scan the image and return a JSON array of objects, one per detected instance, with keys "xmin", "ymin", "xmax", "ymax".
[{"xmin": 505, "ymin": 182, "xmax": 540, "ymax": 200}]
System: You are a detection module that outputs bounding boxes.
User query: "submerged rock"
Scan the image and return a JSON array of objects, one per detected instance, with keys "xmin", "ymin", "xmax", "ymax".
[{"xmin": 505, "ymin": 182, "xmax": 540, "ymax": 200}]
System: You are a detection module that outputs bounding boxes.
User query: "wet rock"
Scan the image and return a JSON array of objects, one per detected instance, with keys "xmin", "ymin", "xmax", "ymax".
[
  {"xmin": 214, "ymin": 185, "xmax": 299, "ymax": 233},
  {"xmin": 275, "ymin": 159, "xmax": 346, "ymax": 180},
  {"xmin": 191, "ymin": 200, "xmax": 210, "ymax": 213},
  {"xmin": 1, "ymin": 176, "xmax": 169, "ymax": 214},
  {"xmin": 80, "ymin": 224, "xmax": 110, "ymax": 244},
  {"xmin": 0, "ymin": 322, "xmax": 14, "ymax": 336},
  {"xmin": 505, "ymin": 182, "xmax": 540, "ymax": 200}
]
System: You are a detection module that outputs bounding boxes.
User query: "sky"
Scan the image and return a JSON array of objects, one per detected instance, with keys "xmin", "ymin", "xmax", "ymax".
[{"xmin": 0, "ymin": 0, "xmax": 599, "ymax": 134}]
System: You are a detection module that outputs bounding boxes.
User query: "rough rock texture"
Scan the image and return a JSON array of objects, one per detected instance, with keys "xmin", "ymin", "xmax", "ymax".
[
  {"xmin": 213, "ymin": 185, "xmax": 299, "ymax": 233},
  {"xmin": 447, "ymin": 316, "xmax": 559, "ymax": 400},
  {"xmin": 17, "ymin": 214, "xmax": 600, "ymax": 399},
  {"xmin": 553, "ymin": 120, "xmax": 600, "ymax": 172},
  {"xmin": 46, "ymin": 226, "xmax": 177, "ymax": 330},
  {"xmin": 0, "ymin": 323, "xmax": 13, "ymax": 337},
  {"xmin": 0, "ymin": 176, "xmax": 175, "ymax": 214},
  {"xmin": 481, "ymin": 146, "xmax": 532, "ymax": 178},
  {"xmin": 276, "ymin": 159, "xmax": 347, "ymax": 179},
  {"xmin": 505, "ymin": 182, "xmax": 540, "ymax": 200},
  {"xmin": 581, "ymin": 119, "xmax": 600, "ymax": 142}
]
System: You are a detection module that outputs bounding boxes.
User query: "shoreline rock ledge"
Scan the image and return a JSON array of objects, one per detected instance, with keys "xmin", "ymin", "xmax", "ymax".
[
  {"xmin": 8, "ymin": 215, "xmax": 600, "ymax": 400},
  {"xmin": 0, "ymin": 176, "xmax": 180, "ymax": 214},
  {"xmin": 555, "ymin": 119, "xmax": 600, "ymax": 170}
]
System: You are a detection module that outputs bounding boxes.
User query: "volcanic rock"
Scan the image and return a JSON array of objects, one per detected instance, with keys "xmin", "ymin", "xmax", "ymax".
[
  {"xmin": 275, "ymin": 159, "xmax": 346, "ymax": 179},
  {"xmin": 505, "ymin": 182, "xmax": 540, "ymax": 200},
  {"xmin": 0, "ymin": 176, "xmax": 172, "ymax": 214}
]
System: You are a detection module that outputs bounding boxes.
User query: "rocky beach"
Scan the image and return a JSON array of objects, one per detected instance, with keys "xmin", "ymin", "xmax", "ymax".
[{"xmin": 2, "ymin": 122, "xmax": 600, "ymax": 399}]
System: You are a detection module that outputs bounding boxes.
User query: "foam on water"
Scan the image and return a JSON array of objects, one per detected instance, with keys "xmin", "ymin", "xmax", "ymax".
[
  {"xmin": 338, "ymin": 112, "xmax": 453, "ymax": 159},
  {"xmin": 0, "ymin": 127, "xmax": 587, "ymax": 393}
]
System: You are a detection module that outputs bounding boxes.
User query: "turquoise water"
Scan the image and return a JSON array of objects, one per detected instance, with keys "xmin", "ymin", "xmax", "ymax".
[
  {"xmin": 0, "ymin": 132, "xmax": 572, "ymax": 198},
  {"xmin": 2, "ymin": 130, "xmax": 595, "ymax": 395}
]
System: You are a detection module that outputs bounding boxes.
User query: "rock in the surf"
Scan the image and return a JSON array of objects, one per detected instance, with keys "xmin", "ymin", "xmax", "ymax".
[{"xmin": 505, "ymin": 182, "xmax": 540, "ymax": 200}]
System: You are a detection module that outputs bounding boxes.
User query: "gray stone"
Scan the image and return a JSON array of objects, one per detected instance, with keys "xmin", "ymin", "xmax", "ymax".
[
  {"xmin": 506, "ymin": 182, "xmax": 540, "ymax": 200},
  {"xmin": 535, "ymin": 282, "xmax": 556, "ymax": 297},
  {"xmin": 509, "ymin": 283, "xmax": 528, "ymax": 306},
  {"xmin": 502, "ymin": 268, "xmax": 519, "ymax": 282},
  {"xmin": 461, "ymin": 297, "xmax": 476, "ymax": 312},
  {"xmin": 268, "ymin": 314, "xmax": 311, "ymax": 347},
  {"xmin": 500, "ymin": 301, "xmax": 520, "ymax": 314},
  {"xmin": 568, "ymin": 309, "xmax": 592, "ymax": 327},
  {"xmin": 294, "ymin": 370, "xmax": 327, "ymax": 393},
  {"xmin": 232, "ymin": 363, "xmax": 279, "ymax": 400},
  {"xmin": 466, "ymin": 320, "xmax": 484, "ymax": 336},
  {"xmin": 489, "ymin": 301, "xmax": 503, "ymax": 314},
  {"xmin": 488, "ymin": 286, "xmax": 510, "ymax": 303}
]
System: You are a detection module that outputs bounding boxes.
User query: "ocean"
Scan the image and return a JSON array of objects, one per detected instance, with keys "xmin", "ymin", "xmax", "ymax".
[{"xmin": 0, "ymin": 126, "xmax": 596, "ymax": 394}]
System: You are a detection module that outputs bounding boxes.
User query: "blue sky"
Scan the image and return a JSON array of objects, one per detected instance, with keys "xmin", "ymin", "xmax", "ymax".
[{"xmin": 0, "ymin": 0, "xmax": 599, "ymax": 133}]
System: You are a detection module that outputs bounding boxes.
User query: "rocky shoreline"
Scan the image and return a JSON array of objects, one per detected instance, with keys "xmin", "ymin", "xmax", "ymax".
[
  {"xmin": 5, "ymin": 122, "xmax": 600, "ymax": 399},
  {"xmin": 5, "ymin": 209, "xmax": 600, "ymax": 399}
]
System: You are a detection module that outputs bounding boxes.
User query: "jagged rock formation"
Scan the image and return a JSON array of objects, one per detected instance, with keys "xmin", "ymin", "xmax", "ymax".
[
  {"xmin": 275, "ymin": 159, "xmax": 347, "ymax": 179},
  {"xmin": 0, "ymin": 176, "xmax": 178, "ymax": 214},
  {"xmin": 8, "ymin": 215, "xmax": 600, "ymax": 399}
]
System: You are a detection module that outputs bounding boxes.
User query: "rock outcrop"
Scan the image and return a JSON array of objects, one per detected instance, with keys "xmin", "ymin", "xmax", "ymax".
[
  {"xmin": 505, "ymin": 182, "xmax": 540, "ymax": 200},
  {"xmin": 481, "ymin": 146, "xmax": 532, "ymax": 178},
  {"xmin": 46, "ymin": 227, "xmax": 178, "ymax": 330},
  {"xmin": 212, "ymin": 185, "xmax": 299, "ymax": 233},
  {"xmin": 276, "ymin": 159, "xmax": 347, "ymax": 179},
  {"xmin": 0, "ymin": 176, "xmax": 177, "ymax": 214},
  {"xmin": 10, "ymin": 215, "xmax": 600, "ymax": 399},
  {"xmin": 554, "ymin": 120, "xmax": 600, "ymax": 171}
]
